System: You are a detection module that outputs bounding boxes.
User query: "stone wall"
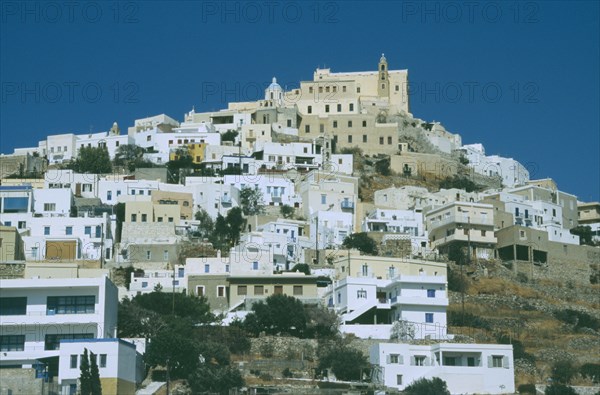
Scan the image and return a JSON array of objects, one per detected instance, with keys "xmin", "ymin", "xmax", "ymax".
[{"xmin": 0, "ymin": 369, "xmax": 43, "ymax": 395}]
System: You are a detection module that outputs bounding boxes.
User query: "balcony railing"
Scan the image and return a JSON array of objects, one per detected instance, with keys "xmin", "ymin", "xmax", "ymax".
[{"xmin": 341, "ymin": 201, "xmax": 354, "ymax": 210}]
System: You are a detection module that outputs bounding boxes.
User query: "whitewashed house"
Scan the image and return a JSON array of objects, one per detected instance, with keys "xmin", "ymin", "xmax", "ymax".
[
  {"xmin": 460, "ymin": 143, "xmax": 529, "ymax": 188},
  {"xmin": 370, "ymin": 342, "xmax": 515, "ymax": 394},
  {"xmin": 0, "ymin": 276, "xmax": 118, "ymax": 371}
]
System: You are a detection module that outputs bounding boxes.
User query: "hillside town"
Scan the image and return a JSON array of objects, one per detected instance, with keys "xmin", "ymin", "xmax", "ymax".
[{"xmin": 1, "ymin": 55, "xmax": 599, "ymax": 395}]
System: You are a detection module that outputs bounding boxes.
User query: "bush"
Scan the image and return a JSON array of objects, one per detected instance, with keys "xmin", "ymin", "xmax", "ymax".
[
  {"xmin": 554, "ymin": 309, "xmax": 600, "ymax": 331},
  {"xmin": 551, "ymin": 359, "xmax": 577, "ymax": 384},
  {"xmin": 448, "ymin": 266, "xmax": 469, "ymax": 292},
  {"xmin": 544, "ymin": 384, "xmax": 577, "ymax": 395},
  {"xmin": 496, "ymin": 334, "xmax": 536, "ymax": 362},
  {"xmin": 282, "ymin": 368, "xmax": 293, "ymax": 378},
  {"xmin": 318, "ymin": 347, "xmax": 369, "ymax": 381},
  {"xmin": 447, "ymin": 310, "xmax": 491, "ymax": 330},
  {"xmin": 580, "ymin": 363, "xmax": 600, "ymax": 383},
  {"xmin": 517, "ymin": 383, "xmax": 536, "ymax": 394},
  {"xmin": 404, "ymin": 377, "xmax": 450, "ymax": 395}
]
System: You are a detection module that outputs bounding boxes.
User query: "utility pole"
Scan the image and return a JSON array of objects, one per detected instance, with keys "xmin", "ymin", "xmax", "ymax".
[
  {"xmin": 462, "ymin": 214, "xmax": 470, "ymax": 327},
  {"xmin": 315, "ymin": 215, "xmax": 319, "ymax": 265},
  {"xmin": 172, "ymin": 264, "xmax": 175, "ymax": 315}
]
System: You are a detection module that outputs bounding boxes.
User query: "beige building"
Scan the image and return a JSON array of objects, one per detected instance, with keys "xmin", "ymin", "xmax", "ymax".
[
  {"xmin": 578, "ymin": 202, "xmax": 600, "ymax": 225},
  {"xmin": 496, "ymin": 225, "xmax": 549, "ymax": 264},
  {"xmin": 332, "ymin": 250, "xmax": 447, "ymax": 281},
  {"xmin": 228, "ymin": 273, "xmax": 320, "ymax": 311},
  {"xmin": 151, "ymin": 190, "xmax": 193, "ymax": 220},
  {"xmin": 188, "ymin": 272, "xmax": 320, "ymax": 312},
  {"xmin": 0, "ymin": 226, "xmax": 25, "ymax": 261},
  {"xmin": 425, "ymin": 202, "xmax": 497, "ymax": 260}
]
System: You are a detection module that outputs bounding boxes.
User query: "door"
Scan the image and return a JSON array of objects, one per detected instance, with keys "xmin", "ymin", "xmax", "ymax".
[{"xmin": 274, "ymin": 286, "xmax": 283, "ymax": 295}]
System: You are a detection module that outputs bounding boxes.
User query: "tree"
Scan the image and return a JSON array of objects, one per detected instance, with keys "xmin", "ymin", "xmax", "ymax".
[
  {"xmin": 305, "ymin": 305, "xmax": 339, "ymax": 338},
  {"xmin": 194, "ymin": 208, "xmax": 214, "ymax": 239},
  {"xmin": 221, "ymin": 130, "xmax": 238, "ymax": 143},
  {"xmin": 404, "ymin": 377, "xmax": 451, "ymax": 395},
  {"xmin": 114, "ymin": 144, "xmax": 147, "ymax": 171},
  {"xmin": 243, "ymin": 294, "xmax": 307, "ymax": 337},
  {"xmin": 188, "ymin": 365, "xmax": 244, "ymax": 395},
  {"xmin": 90, "ymin": 351, "xmax": 102, "ymax": 395},
  {"xmin": 375, "ymin": 157, "xmax": 391, "ymax": 176},
  {"xmin": 390, "ymin": 320, "xmax": 416, "ymax": 341},
  {"xmin": 318, "ymin": 346, "xmax": 369, "ymax": 381},
  {"xmin": 225, "ymin": 207, "xmax": 245, "ymax": 245},
  {"xmin": 570, "ymin": 225, "xmax": 595, "ymax": 246},
  {"xmin": 145, "ymin": 330, "xmax": 202, "ymax": 379},
  {"xmin": 342, "ymin": 233, "xmax": 378, "ymax": 255},
  {"xmin": 71, "ymin": 146, "xmax": 112, "ymax": 174},
  {"xmin": 280, "ymin": 204, "xmax": 295, "ymax": 219},
  {"xmin": 79, "ymin": 348, "xmax": 92, "ymax": 395},
  {"xmin": 239, "ymin": 186, "xmax": 264, "ymax": 216},
  {"xmin": 291, "ymin": 263, "xmax": 310, "ymax": 275},
  {"xmin": 167, "ymin": 148, "xmax": 194, "ymax": 184}
]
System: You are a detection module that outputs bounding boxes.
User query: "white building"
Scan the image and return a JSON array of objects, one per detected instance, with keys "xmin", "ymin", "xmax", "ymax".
[
  {"xmin": 0, "ymin": 276, "xmax": 118, "ymax": 373},
  {"xmin": 460, "ymin": 144, "xmax": 529, "ymax": 188},
  {"xmin": 325, "ymin": 274, "xmax": 448, "ymax": 340},
  {"xmin": 370, "ymin": 342, "xmax": 515, "ymax": 394},
  {"xmin": 57, "ymin": 338, "xmax": 143, "ymax": 395},
  {"xmin": 310, "ymin": 211, "xmax": 354, "ymax": 249}
]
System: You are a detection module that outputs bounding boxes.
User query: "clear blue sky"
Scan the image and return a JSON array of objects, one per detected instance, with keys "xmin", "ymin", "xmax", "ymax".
[{"xmin": 1, "ymin": 1, "xmax": 598, "ymax": 201}]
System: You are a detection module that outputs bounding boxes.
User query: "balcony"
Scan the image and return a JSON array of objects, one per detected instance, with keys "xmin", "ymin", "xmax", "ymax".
[
  {"xmin": 221, "ymin": 195, "xmax": 232, "ymax": 206},
  {"xmin": 341, "ymin": 200, "xmax": 354, "ymax": 212},
  {"xmin": 389, "ymin": 296, "xmax": 449, "ymax": 307},
  {"xmin": 1, "ymin": 311, "xmax": 102, "ymax": 326},
  {"xmin": 429, "ymin": 215, "xmax": 494, "ymax": 230}
]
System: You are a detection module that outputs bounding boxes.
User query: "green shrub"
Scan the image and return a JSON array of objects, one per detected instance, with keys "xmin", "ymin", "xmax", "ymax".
[
  {"xmin": 551, "ymin": 359, "xmax": 577, "ymax": 384},
  {"xmin": 580, "ymin": 363, "xmax": 600, "ymax": 383},
  {"xmin": 404, "ymin": 377, "xmax": 450, "ymax": 395},
  {"xmin": 517, "ymin": 383, "xmax": 536, "ymax": 394},
  {"xmin": 447, "ymin": 310, "xmax": 491, "ymax": 330},
  {"xmin": 545, "ymin": 384, "xmax": 577, "ymax": 395},
  {"xmin": 554, "ymin": 309, "xmax": 600, "ymax": 331}
]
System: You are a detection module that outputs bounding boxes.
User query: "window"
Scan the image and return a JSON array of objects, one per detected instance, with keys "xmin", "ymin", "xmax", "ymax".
[
  {"xmin": 17, "ymin": 221, "xmax": 26, "ymax": 229},
  {"xmin": 333, "ymin": 121, "xmax": 338, "ymax": 128},
  {"xmin": 337, "ymin": 104, "xmax": 342, "ymax": 112},
  {"xmin": 217, "ymin": 286, "xmax": 225, "ymax": 297},
  {"xmin": 44, "ymin": 333, "xmax": 93, "ymax": 350},
  {"xmin": 44, "ymin": 226, "xmax": 50, "ymax": 235},
  {"xmin": 287, "ymin": 119, "xmax": 292, "ymax": 127},
  {"xmin": 348, "ymin": 120, "xmax": 353, "ymax": 127},
  {"xmin": 196, "ymin": 286, "xmax": 204, "ymax": 296},
  {"xmin": 238, "ymin": 285, "xmax": 247, "ymax": 295},
  {"xmin": 252, "ymin": 261, "xmax": 259, "ymax": 270},
  {"xmin": 363, "ymin": 135, "xmax": 368, "ymax": 143},
  {"xmin": 379, "ymin": 137, "xmax": 384, "ymax": 145},
  {"xmin": 131, "ymin": 214, "xmax": 137, "ymax": 222},
  {"xmin": 444, "ymin": 357, "xmax": 456, "ymax": 366},
  {"xmin": 325, "ymin": 105, "xmax": 329, "ymax": 113},
  {"xmin": 305, "ymin": 125, "xmax": 310, "ymax": 133},
  {"xmin": 70, "ymin": 354, "xmax": 78, "ymax": 369},
  {"xmin": 415, "ymin": 356, "xmax": 426, "ymax": 366},
  {"xmin": 349, "ymin": 103, "xmax": 354, "ymax": 111},
  {"xmin": 84, "ymin": 226, "xmax": 91, "ymax": 236},
  {"xmin": 168, "ymin": 217, "xmax": 174, "ymax": 223},
  {"xmin": 293, "ymin": 285, "xmax": 303, "ymax": 296},
  {"xmin": 99, "ymin": 354, "xmax": 107, "ymax": 368},
  {"xmin": 163, "ymin": 250, "xmax": 169, "ymax": 261},
  {"xmin": 142, "ymin": 282, "xmax": 148, "ymax": 288},
  {"xmin": 388, "ymin": 136, "xmax": 392, "ymax": 144},
  {"xmin": 254, "ymin": 285, "xmax": 264, "ymax": 295},
  {"xmin": 144, "ymin": 250, "xmax": 151, "ymax": 260},
  {"xmin": 321, "ymin": 194, "xmax": 327, "ymax": 204},
  {"xmin": 66, "ymin": 226, "xmax": 73, "ymax": 235},
  {"xmin": 107, "ymin": 190, "xmax": 112, "ymax": 201},
  {"xmin": 427, "ymin": 289, "xmax": 436, "ymax": 298},
  {"xmin": 467, "ymin": 357, "xmax": 476, "ymax": 367},
  {"xmin": 425, "ymin": 313, "xmax": 434, "ymax": 323},
  {"xmin": 0, "ymin": 297, "xmax": 27, "ymax": 315},
  {"xmin": 362, "ymin": 120, "xmax": 367, "ymax": 127},
  {"xmin": 395, "ymin": 85, "xmax": 399, "ymax": 91},
  {"xmin": 492, "ymin": 355, "xmax": 504, "ymax": 368},
  {"xmin": 47, "ymin": 296, "xmax": 95, "ymax": 315},
  {"xmin": 348, "ymin": 135, "xmax": 352, "ymax": 143},
  {"xmin": 44, "ymin": 203, "xmax": 56, "ymax": 211},
  {"xmin": 390, "ymin": 354, "xmax": 401, "ymax": 364},
  {"xmin": 157, "ymin": 217, "xmax": 163, "ymax": 223},
  {"xmin": 307, "ymin": 105, "xmax": 312, "ymax": 114},
  {"xmin": 141, "ymin": 214, "xmax": 147, "ymax": 222},
  {"xmin": 0, "ymin": 335, "xmax": 25, "ymax": 351},
  {"xmin": 357, "ymin": 289, "xmax": 367, "ymax": 298},
  {"xmin": 309, "ymin": 87, "xmax": 313, "ymax": 94},
  {"xmin": 396, "ymin": 375, "xmax": 402, "ymax": 385},
  {"xmin": 204, "ymin": 264, "xmax": 210, "ymax": 273}
]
